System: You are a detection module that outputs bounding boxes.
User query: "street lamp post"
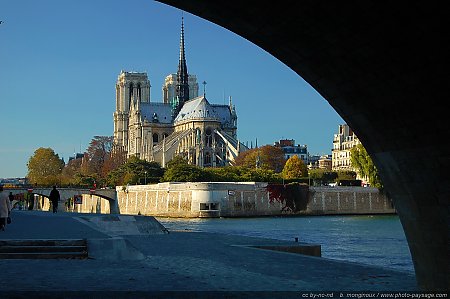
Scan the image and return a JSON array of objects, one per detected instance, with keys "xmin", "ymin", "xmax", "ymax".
[{"xmin": 144, "ymin": 171, "xmax": 147, "ymax": 185}]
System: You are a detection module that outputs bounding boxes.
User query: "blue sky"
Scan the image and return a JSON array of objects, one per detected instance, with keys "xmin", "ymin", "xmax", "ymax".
[{"xmin": 0, "ymin": 0, "xmax": 344, "ymax": 178}]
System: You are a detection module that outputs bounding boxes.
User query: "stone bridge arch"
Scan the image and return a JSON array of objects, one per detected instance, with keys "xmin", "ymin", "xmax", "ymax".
[
  {"xmin": 5, "ymin": 187, "xmax": 118, "ymax": 214},
  {"xmin": 157, "ymin": 1, "xmax": 449, "ymax": 290},
  {"xmin": 4, "ymin": 188, "xmax": 35, "ymax": 210}
]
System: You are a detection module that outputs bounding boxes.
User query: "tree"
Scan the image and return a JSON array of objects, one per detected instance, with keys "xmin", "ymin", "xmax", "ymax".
[
  {"xmin": 204, "ymin": 166, "xmax": 243, "ymax": 182},
  {"xmin": 234, "ymin": 145, "xmax": 286, "ymax": 172},
  {"xmin": 239, "ymin": 168, "xmax": 281, "ymax": 182},
  {"xmin": 61, "ymin": 157, "xmax": 82, "ymax": 186},
  {"xmin": 101, "ymin": 143, "xmax": 126, "ymax": 177},
  {"xmin": 71, "ymin": 173, "xmax": 96, "ymax": 188},
  {"xmin": 27, "ymin": 147, "xmax": 65, "ymax": 186},
  {"xmin": 161, "ymin": 156, "xmax": 210, "ymax": 182},
  {"xmin": 203, "ymin": 165, "xmax": 281, "ymax": 183},
  {"xmin": 281, "ymin": 155, "xmax": 308, "ymax": 179},
  {"xmin": 350, "ymin": 143, "xmax": 383, "ymax": 188},
  {"xmin": 336, "ymin": 170, "xmax": 357, "ymax": 181},
  {"xmin": 107, "ymin": 156, "xmax": 164, "ymax": 186},
  {"xmin": 308, "ymin": 169, "xmax": 338, "ymax": 186},
  {"xmin": 84, "ymin": 136, "xmax": 114, "ymax": 176}
]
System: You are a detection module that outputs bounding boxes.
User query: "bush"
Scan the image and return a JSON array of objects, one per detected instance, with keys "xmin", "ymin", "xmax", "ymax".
[
  {"xmin": 337, "ymin": 179, "xmax": 362, "ymax": 186},
  {"xmin": 161, "ymin": 156, "xmax": 211, "ymax": 182},
  {"xmin": 266, "ymin": 183, "xmax": 310, "ymax": 212}
]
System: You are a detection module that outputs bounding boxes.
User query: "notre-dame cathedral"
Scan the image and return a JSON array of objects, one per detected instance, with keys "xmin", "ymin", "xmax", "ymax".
[{"xmin": 113, "ymin": 18, "xmax": 247, "ymax": 168}]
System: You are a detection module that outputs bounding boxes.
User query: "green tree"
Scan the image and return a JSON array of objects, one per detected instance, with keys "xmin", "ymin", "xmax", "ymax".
[
  {"xmin": 27, "ymin": 147, "xmax": 65, "ymax": 186},
  {"xmin": 204, "ymin": 166, "xmax": 281, "ymax": 183},
  {"xmin": 161, "ymin": 156, "xmax": 210, "ymax": 182},
  {"xmin": 61, "ymin": 157, "xmax": 82, "ymax": 186},
  {"xmin": 107, "ymin": 156, "xmax": 164, "ymax": 186},
  {"xmin": 336, "ymin": 170, "xmax": 357, "ymax": 181},
  {"xmin": 308, "ymin": 169, "xmax": 338, "ymax": 186},
  {"xmin": 234, "ymin": 145, "xmax": 286, "ymax": 172},
  {"xmin": 204, "ymin": 166, "xmax": 243, "ymax": 182},
  {"xmin": 240, "ymin": 168, "xmax": 281, "ymax": 182},
  {"xmin": 350, "ymin": 143, "xmax": 383, "ymax": 188},
  {"xmin": 72, "ymin": 173, "xmax": 96, "ymax": 187},
  {"xmin": 281, "ymin": 155, "xmax": 308, "ymax": 179}
]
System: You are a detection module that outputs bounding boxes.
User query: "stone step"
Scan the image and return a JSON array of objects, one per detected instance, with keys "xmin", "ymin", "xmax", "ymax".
[
  {"xmin": 0, "ymin": 239, "xmax": 86, "ymax": 247},
  {"xmin": 0, "ymin": 239, "xmax": 88, "ymax": 259},
  {"xmin": 0, "ymin": 245, "xmax": 87, "ymax": 253},
  {"xmin": 0, "ymin": 252, "xmax": 88, "ymax": 259}
]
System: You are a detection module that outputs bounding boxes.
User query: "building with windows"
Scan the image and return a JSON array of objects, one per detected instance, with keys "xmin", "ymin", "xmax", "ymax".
[
  {"xmin": 274, "ymin": 139, "xmax": 308, "ymax": 164},
  {"xmin": 307, "ymin": 154, "xmax": 332, "ymax": 170},
  {"xmin": 318, "ymin": 155, "xmax": 332, "ymax": 170},
  {"xmin": 332, "ymin": 124, "xmax": 361, "ymax": 172},
  {"xmin": 113, "ymin": 18, "xmax": 247, "ymax": 167}
]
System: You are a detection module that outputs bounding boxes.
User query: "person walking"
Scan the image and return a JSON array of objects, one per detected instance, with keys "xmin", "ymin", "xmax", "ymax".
[
  {"xmin": 8, "ymin": 192, "xmax": 14, "ymax": 202},
  {"xmin": 0, "ymin": 186, "xmax": 12, "ymax": 231},
  {"xmin": 49, "ymin": 186, "xmax": 60, "ymax": 213}
]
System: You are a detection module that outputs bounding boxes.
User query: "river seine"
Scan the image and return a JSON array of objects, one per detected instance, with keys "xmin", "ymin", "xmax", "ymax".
[{"xmin": 156, "ymin": 215, "xmax": 414, "ymax": 273}]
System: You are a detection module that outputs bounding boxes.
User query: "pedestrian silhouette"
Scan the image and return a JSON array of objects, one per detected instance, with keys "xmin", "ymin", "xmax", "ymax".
[
  {"xmin": 49, "ymin": 186, "xmax": 60, "ymax": 213},
  {"xmin": 8, "ymin": 192, "xmax": 14, "ymax": 202},
  {"xmin": 0, "ymin": 185, "xmax": 12, "ymax": 231}
]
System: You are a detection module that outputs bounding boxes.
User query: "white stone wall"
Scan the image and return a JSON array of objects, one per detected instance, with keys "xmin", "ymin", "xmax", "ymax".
[
  {"xmin": 114, "ymin": 183, "xmax": 394, "ymax": 218},
  {"xmin": 10, "ymin": 185, "xmax": 394, "ymax": 217},
  {"xmin": 308, "ymin": 186, "xmax": 394, "ymax": 215},
  {"xmin": 69, "ymin": 194, "xmax": 111, "ymax": 214}
]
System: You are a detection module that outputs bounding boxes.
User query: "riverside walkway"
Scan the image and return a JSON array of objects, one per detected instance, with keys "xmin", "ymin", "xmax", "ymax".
[{"xmin": 0, "ymin": 210, "xmax": 418, "ymax": 298}]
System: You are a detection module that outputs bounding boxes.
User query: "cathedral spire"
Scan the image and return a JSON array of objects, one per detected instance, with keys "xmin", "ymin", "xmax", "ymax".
[{"xmin": 174, "ymin": 16, "xmax": 190, "ymax": 118}]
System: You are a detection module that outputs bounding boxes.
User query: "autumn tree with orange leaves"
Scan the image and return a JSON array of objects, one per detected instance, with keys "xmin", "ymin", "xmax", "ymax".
[{"xmin": 234, "ymin": 145, "xmax": 286, "ymax": 173}]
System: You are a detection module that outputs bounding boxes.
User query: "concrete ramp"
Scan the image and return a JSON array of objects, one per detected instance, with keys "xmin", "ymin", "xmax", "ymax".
[
  {"xmin": 73, "ymin": 215, "xmax": 169, "ymax": 261},
  {"xmin": 87, "ymin": 237, "xmax": 146, "ymax": 260},
  {"xmin": 75, "ymin": 214, "xmax": 169, "ymax": 237}
]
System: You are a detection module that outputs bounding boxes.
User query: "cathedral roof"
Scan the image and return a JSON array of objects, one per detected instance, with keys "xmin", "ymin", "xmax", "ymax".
[
  {"xmin": 174, "ymin": 96, "xmax": 220, "ymax": 124},
  {"xmin": 137, "ymin": 96, "xmax": 234, "ymax": 127},
  {"xmin": 212, "ymin": 105, "xmax": 234, "ymax": 128},
  {"xmin": 141, "ymin": 102, "xmax": 173, "ymax": 124}
]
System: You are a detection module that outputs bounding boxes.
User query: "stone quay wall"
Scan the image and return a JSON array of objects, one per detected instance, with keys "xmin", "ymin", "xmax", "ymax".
[
  {"xmin": 25, "ymin": 183, "xmax": 394, "ymax": 217},
  {"xmin": 307, "ymin": 186, "xmax": 395, "ymax": 215},
  {"xmin": 113, "ymin": 182, "xmax": 395, "ymax": 218}
]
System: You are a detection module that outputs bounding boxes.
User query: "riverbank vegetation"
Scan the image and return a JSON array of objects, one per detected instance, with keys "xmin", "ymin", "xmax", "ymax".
[
  {"xmin": 26, "ymin": 136, "xmax": 382, "ymax": 189},
  {"xmin": 350, "ymin": 144, "xmax": 383, "ymax": 189}
]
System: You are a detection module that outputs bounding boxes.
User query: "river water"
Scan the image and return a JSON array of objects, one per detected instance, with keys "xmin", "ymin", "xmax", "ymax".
[{"xmin": 156, "ymin": 215, "xmax": 414, "ymax": 273}]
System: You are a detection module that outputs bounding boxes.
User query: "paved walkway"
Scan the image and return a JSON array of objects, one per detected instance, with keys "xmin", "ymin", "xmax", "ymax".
[{"xmin": 0, "ymin": 210, "xmax": 418, "ymax": 298}]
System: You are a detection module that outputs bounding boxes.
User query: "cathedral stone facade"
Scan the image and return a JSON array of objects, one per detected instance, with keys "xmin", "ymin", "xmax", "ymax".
[{"xmin": 113, "ymin": 18, "xmax": 246, "ymax": 167}]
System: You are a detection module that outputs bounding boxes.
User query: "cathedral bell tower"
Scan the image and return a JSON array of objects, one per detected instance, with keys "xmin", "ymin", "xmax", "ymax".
[
  {"xmin": 113, "ymin": 71, "xmax": 151, "ymax": 149},
  {"xmin": 173, "ymin": 17, "xmax": 190, "ymax": 119}
]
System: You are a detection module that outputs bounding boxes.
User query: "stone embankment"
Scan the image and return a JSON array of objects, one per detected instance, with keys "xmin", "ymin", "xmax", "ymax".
[{"xmin": 82, "ymin": 183, "xmax": 394, "ymax": 218}]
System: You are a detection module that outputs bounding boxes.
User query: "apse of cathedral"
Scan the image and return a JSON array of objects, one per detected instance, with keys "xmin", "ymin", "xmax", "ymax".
[{"xmin": 113, "ymin": 18, "xmax": 247, "ymax": 168}]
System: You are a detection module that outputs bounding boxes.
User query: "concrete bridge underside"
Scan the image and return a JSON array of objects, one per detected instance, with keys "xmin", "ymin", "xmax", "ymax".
[{"xmin": 157, "ymin": 1, "xmax": 449, "ymax": 290}]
